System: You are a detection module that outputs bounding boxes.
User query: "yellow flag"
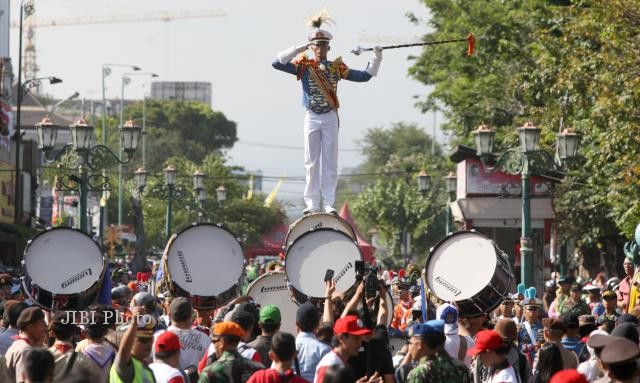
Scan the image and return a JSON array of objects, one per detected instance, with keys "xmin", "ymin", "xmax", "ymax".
[
  {"xmin": 247, "ymin": 174, "xmax": 254, "ymax": 200},
  {"xmin": 264, "ymin": 175, "xmax": 285, "ymax": 207}
]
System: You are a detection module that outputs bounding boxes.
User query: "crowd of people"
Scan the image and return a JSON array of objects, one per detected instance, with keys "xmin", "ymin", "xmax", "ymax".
[{"xmin": 0, "ymin": 255, "xmax": 638, "ymax": 383}]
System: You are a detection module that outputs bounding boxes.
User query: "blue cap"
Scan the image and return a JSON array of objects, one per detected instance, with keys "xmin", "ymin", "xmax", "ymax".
[{"xmin": 409, "ymin": 319, "xmax": 445, "ymax": 337}]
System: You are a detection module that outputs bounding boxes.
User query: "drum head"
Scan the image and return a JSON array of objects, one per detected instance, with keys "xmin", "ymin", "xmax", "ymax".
[
  {"xmin": 247, "ymin": 272, "xmax": 298, "ymax": 334},
  {"xmin": 166, "ymin": 224, "xmax": 244, "ymax": 297},
  {"xmin": 426, "ymin": 231, "xmax": 498, "ymax": 301},
  {"xmin": 286, "ymin": 213, "xmax": 356, "ymax": 247},
  {"xmin": 24, "ymin": 228, "xmax": 103, "ymax": 294},
  {"xmin": 285, "ymin": 229, "xmax": 361, "ymax": 299}
]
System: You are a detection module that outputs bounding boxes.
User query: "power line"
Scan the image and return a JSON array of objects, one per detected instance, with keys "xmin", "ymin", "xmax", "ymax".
[{"xmin": 236, "ymin": 140, "xmax": 362, "ymax": 152}]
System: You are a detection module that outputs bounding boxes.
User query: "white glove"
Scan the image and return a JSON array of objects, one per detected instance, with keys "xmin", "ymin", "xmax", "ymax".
[
  {"xmin": 277, "ymin": 43, "xmax": 309, "ymax": 65},
  {"xmin": 373, "ymin": 46, "xmax": 383, "ymax": 60},
  {"xmin": 366, "ymin": 46, "xmax": 383, "ymax": 76}
]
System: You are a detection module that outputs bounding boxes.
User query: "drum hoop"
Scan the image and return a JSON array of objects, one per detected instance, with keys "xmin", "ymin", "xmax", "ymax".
[
  {"xmin": 284, "ymin": 227, "xmax": 362, "ymax": 300},
  {"xmin": 23, "ymin": 227, "xmax": 105, "ymax": 288},
  {"xmin": 425, "ymin": 230, "xmax": 512, "ymax": 311},
  {"xmin": 425, "ymin": 230, "xmax": 496, "ymax": 275},
  {"xmin": 164, "ymin": 222, "xmax": 245, "ymax": 297},
  {"xmin": 247, "ymin": 271, "xmax": 285, "ymax": 294},
  {"xmin": 285, "ymin": 213, "xmax": 357, "ymax": 247}
]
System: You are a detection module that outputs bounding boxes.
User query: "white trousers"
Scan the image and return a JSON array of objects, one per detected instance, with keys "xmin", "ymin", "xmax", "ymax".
[{"xmin": 303, "ymin": 110, "xmax": 339, "ymax": 209}]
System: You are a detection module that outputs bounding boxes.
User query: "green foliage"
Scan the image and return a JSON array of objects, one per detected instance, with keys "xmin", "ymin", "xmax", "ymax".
[
  {"xmin": 358, "ymin": 123, "xmax": 443, "ymax": 173},
  {"xmin": 410, "ymin": 0, "xmax": 640, "ymax": 260},
  {"xmin": 124, "ymin": 99, "xmax": 238, "ymax": 173},
  {"xmin": 142, "ymin": 154, "xmax": 283, "ymax": 250},
  {"xmin": 351, "ymin": 124, "xmax": 450, "ymax": 266}
]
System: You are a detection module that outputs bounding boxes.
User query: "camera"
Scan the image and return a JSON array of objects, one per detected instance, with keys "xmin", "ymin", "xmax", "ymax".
[{"xmin": 355, "ymin": 261, "xmax": 380, "ymax": 299}]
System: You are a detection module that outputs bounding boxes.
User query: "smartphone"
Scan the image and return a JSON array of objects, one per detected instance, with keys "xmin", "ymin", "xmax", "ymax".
[
  {"xmin": 536, "ymin": 330, "xmax": 545, "ymax": 344},
  {"xmin": 324, "ymin": 269, "xmax": 335, "ymax": 282}
]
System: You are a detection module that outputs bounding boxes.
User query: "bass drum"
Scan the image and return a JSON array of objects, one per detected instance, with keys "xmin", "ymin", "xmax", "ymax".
[
  {"xmin": 425, "ymin": 231, "xmax": 513, "ymax": 317},
  {"xmin": 285, "ymin": 212, "xmax": 356, "ymax": 248},
  {"xmin": 285, "ymin": 228, "xmax": 361, "ymax": 304},
  {"xmin": 164, "ymin": 223, "xmax": 244, "ymax": 309},
  {"xmin": 22, "ymin": 227, "xmax": 105, "ymax": 310},
  {"xmin": 247, "ymin": 271, "xmax": 298, "ymax": 334}
]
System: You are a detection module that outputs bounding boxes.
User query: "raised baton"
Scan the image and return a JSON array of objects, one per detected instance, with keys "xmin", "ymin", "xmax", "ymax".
[{"xmin": 351, "ymin": 33, "xmax": 475, "ymax": 56}]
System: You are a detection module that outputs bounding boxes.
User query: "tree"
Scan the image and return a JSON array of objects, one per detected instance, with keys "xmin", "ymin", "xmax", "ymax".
[
  {"xmin": 358, "ymin": 123, "xmax": 443, "ymax": 173},
  {"xmin": 123, "ymin": 99, "xmax": 238, "ymax": 172},
  {"xmin": 409, "ymin": 0, "xmax": 640, "ymax": 275},
  {"xmin": 351, "ymin": 125, "xmax": 450, "ymax": 267},
  {"xmin": 141, "ymin": 154, "xmax": 284, "ymax": 251}
]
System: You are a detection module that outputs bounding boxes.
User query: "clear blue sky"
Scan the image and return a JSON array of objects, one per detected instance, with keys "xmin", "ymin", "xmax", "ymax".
[{"xmin": 10, "ymin": 0, "xmax": 444, "ymax": 211}]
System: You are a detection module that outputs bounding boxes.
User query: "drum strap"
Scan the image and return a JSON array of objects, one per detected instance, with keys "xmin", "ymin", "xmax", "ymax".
[
  {"xmin": 457, "ymin": 336, "xmax": 467, "ymax": 361},
  {"xmin": 294, "ymin": 356, "xmax": 301, "ymax": 376},
  {"xmin": 63, "ymin": 351, "xmax": 77, "ymax": 377}
]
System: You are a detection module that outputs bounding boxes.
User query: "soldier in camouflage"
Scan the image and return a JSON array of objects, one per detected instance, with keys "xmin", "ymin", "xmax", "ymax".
[
  {"xmin": 405, "ymin": 320, "xmax": 471, "ymax": 383},
  {"xmin": 199, "ymin": 322, "xmax": 264, "ymax": 383}
]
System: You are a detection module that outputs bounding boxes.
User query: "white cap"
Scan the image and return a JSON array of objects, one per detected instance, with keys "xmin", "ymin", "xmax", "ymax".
[{"xmin": 308, "ymin": 29, "xmax": 333, "ymax": 43}]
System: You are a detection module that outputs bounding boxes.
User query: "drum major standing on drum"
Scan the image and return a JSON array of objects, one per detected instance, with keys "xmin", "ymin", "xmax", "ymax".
[{"xmin": 272, "ymin": 9, "xmax": 382, "ymax": 215}]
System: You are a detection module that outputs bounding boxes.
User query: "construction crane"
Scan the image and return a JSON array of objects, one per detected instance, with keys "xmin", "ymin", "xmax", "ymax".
[
  {"xmin": 10, "ymin": 9, "xmax": 226, "ymax": 28},
  {"xmin": 11, "ymin": 7, "xmax": 226, "ymax": 83}
]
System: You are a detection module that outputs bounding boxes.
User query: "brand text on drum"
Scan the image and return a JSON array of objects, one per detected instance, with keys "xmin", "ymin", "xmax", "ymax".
[
  {"xmin": 61, "ymin": 268, "xmax": 93, "ymax": 289},
  {"xmin": 260, "ymin": 284, "xmax": 288, "ymax": 293},
  {"xmin": 334, "ymin": 262, "xmax": 353, "ymax": 284},
  {"xmin": 434, "ymin": 276, "xmax": 462, "ymax": 297},
  {"xmin": 177, "ymin": 251, "xmax": 193, "ymax": 283}
]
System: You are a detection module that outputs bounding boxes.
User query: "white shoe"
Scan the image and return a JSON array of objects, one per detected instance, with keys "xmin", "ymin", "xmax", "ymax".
[
  {"xmin": 324, "ymin": 205, "xmax": 337, "ymax": 214},
  {"xmin": 303, "ymin": 207, "xmax": 321, "ymax": 215}
]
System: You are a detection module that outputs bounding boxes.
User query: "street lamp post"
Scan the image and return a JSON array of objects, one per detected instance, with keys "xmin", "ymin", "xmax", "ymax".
[
  {"xmin": 101, "ymin": 63, "xmax": 140, "ymax": 239},
  {"xmin": 473, "ymin": 123, "xmax": 580, "ymax": 287},
  {"xmin": 445, "ymin": 172, "xmax": 457, "ymax": 235},
  {"xmin": 216, "ymin": 185, "xmax": 227, "ymax": 203},
  {"xmin": 118, "ymin": 72, "xmax": 158, "ymax": 226},
  {"xmin": 35, "ymin": 118, "xmax": 141, "ymax": 233},
  {"xmin": 13, "ymin": 0, "xmax": 35, "ymax": 225},
  {"xmin": 192, "ymin": 170, "xmax": 206, "ymax": 222}
]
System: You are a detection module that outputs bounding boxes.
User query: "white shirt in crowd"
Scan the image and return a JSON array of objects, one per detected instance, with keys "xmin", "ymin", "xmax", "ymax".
[
  {"xmin": 149, "ymin": 362, "xmax": 185, "ymax": 383},
  {"xmin": 443, "ymin": 334, "xmax": 475, "ymax": 367},
  {"xmin": 153, "ymin": 326, "xmax": 210, "ymax": 370},
  {"xmin": 487, "ymin": 366, "xmax": 519, "ymax": 383}
]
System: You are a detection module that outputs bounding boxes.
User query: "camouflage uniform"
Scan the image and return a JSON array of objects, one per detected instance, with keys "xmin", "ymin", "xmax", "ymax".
[
  {"xmin": 406, "ymin": 352, "xmax": 471, "ymax": 383},
  {"xmin": 198, "ymin": 350, "xmax": 264, "ymax": 383}
]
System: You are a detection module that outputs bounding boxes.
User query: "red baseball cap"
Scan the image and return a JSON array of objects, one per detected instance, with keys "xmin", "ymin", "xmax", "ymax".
[
  {"xmin": 334, "ymin": 315, "xmax": 372, "ymax": 336},
  {"xmin": 155, "ymin": 331, "xmax": 181, "ymax": 353},
  {"xmin": 467, "ymin": 330, "xmax": 504, "ymax": 356},
  {"xmin": 549, "ymin": 370, "xmax": 587, "ymax": 383}
]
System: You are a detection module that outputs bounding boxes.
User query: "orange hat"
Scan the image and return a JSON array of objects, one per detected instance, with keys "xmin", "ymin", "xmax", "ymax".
[
  {"xmin": 128, "ymin": 281, "xmax": 138, "ymax": 294},
  {"xmin": 212, "ymin": 321, "xmax": 245, "ymax": 338}
]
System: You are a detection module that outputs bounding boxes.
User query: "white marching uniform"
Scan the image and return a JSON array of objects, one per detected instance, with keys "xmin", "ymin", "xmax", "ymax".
[{"xmin": 272, "ymin": 27, "xmax": 381, "ymax": 212}]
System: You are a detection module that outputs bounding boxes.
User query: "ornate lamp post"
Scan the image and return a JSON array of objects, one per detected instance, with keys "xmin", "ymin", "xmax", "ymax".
[
  {"xmin": 192, "ymin": 170, "xmax": 206, "ymax": 222},
  {"xmin": 35, "ymin": 118, "xmax": 140, "ymax": 233},
  {"xmin": 445, "ymin": 172, "xmax": 457, "ymax": 234},
  {"xmin": 117, "ymin": 72, "xmax": 158, "ymax": 225},
  {"xmin": 216, "ymin": 185, "xmax": 227, "ymax": 203},
  {"xmin": 101, "ymin": 63, "xmax": 140, "ymax": 236},
  {"xmin": 417, "ymin": 170, "xmax": 431, "ymax": 195},
  {"xmin": 473, "ymin": 122, "xmax": 580, "ymax": 287}
]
